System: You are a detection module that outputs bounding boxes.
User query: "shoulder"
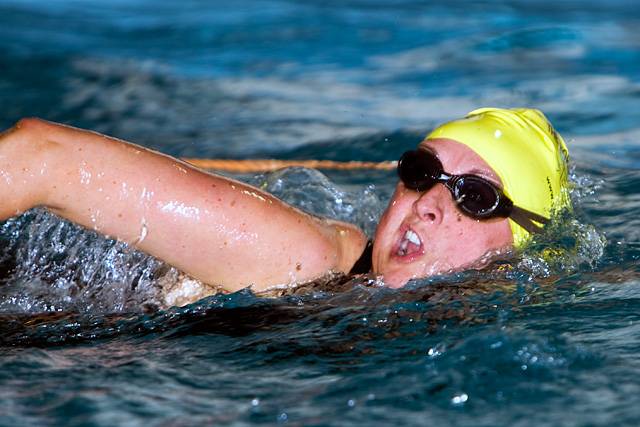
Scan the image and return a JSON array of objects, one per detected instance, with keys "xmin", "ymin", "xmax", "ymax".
[{"xmin": 327, "ymin": 219, "xmax": 368, "ymax": 274}]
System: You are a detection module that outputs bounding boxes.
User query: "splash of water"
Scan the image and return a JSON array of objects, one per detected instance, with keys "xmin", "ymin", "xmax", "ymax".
[
  {"xmin": 251, "ymin": 167, "xmax": 386, "ymax": 238},
  {"xmin": 0, "ymin": 208, "xmax": 176, "ymax": 314},
  {"xmin": 515, "ymin": 167, "xmax": 606, "ymax": 278}
]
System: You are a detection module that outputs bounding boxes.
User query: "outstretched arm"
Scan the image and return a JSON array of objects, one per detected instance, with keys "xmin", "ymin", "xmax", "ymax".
[{"xmin": 0, "ymin": 118, "xmax": 367, "ymax": 292}]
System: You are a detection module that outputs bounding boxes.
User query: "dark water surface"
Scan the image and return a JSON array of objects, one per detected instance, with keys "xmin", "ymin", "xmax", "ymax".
[{"xmin": 1, "ymin": 1, "xmax": 640, "ymax": 425}]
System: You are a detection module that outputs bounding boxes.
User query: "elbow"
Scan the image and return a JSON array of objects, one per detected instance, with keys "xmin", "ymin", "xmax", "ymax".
[
  {"xmin": 4, "ymin": 117, "xmax": 64, "ymax": 153},
  {"xmin": 0, "ymin": 117, "xmax": 63, "ymax": 182},
  {"xmin": 16, "ymin": 117, "xmax": 45, "ymax": 128},
  {"xmin": 2, "ymin": 117, "xmax": 50, "ymax": 141},
  {"xmin": 14, "ymin": 117, "xmax": 52, "ymax": 134}
]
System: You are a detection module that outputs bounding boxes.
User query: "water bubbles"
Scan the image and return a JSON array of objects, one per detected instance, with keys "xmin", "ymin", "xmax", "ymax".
[
  {"xmin": 79, "ymin": 167, "xmax": 92, "ymax": 185},
  {"xmin": 277, "ymin": 412, "xmax": 288, "ymax": 423},
  {"xmin": 514, "ymin": 343, "xmax": 565, "ymax": 369},
  {"xmin": 133, "ymin": 218, "xmax": 148, "ymax": 245},
  {"xmin": 347, "ymin": 399, "xmax": 356, "ymax": 407},
  {"xmin": 569, "ymin": 166, "xmax": 603, "ymax": 199},
  {"xmin": 428, "ymin": 342, "xmax": 446, "ymax": 358},
  {"xmin": 451, "ymin": 393, "xmax": 468, "ymax": 405},
  {"xmin": 251, "ymin": 398, "xmax": 260, "ymax": 406}
]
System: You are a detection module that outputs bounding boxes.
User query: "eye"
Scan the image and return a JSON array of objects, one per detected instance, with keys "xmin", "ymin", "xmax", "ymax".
[{"xmin": 454, "ymin": 176, "xmax": 499, "ymax": 216}]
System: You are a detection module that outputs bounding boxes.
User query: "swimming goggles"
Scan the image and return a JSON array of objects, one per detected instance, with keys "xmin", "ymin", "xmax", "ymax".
[{"xmin": 397, "ymin": 148, "xmax": 549, "ymax": 234}]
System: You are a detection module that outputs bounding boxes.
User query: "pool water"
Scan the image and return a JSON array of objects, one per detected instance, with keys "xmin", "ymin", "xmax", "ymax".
[{"xmin": 1, "ymin": 1, "xmax": 640, "ymax": 425}]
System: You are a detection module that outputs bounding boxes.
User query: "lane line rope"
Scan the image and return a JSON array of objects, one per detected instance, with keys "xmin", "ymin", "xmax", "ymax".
[{"xmin": 181, "ymin": 158, "xmax": 397, "ymax": 172}]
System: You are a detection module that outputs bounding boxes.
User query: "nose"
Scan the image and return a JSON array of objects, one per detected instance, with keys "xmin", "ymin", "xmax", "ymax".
[{"xmin": 413, "ymin": 184, "xmax": 449, "ymax": 224}]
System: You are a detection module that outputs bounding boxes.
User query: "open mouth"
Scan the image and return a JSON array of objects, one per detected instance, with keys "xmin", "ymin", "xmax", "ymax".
[{"xmin": 394, "ymin": 226, "xmax": 424, "ymax": 258}]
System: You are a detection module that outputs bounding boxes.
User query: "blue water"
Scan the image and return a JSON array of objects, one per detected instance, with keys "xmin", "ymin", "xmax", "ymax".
[{"xmin": 1, "ymin": 0, "xmax": 640, "ymax": 425}]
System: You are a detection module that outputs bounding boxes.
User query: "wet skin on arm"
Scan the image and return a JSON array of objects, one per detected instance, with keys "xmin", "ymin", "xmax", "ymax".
[{"xmin": 0, "ymin": 118, "xmax": 368, "ymax": 292}]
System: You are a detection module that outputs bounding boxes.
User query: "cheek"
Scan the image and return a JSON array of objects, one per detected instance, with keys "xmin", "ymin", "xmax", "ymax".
[
  {"xmin": 483, "ymin": 219, "xmax": 513, "ymax": 248},
  {"xmin": 375, "ymin": 192, "xmax": 413, "ymax": 236},
  {"xmin": 452, "ymin": 218, "xmax": 513, "ymax": 255}
]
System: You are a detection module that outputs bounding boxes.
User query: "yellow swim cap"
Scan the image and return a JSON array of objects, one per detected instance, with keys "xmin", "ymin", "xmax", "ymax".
[{"xmin": 425, "ymin": 107, "xmax": 570, "ymax": 247}]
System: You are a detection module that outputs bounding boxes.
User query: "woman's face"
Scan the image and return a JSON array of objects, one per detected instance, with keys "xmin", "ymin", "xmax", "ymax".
[{"xmin": 372, "ymin": 138, "xmax": 513, "ymax": 288}]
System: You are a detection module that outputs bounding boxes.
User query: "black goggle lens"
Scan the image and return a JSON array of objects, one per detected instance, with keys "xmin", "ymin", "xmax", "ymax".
[
  {"xmin": 398, "ymin": 149, "xmax": 504, "ymax": 219},
  {"xmin": 452, "ymin": 176, "xmax": 500, "ymax": 217},
  {"xmin": 398, "ymin": 150, "xmax": 442, "ymax": 192}
]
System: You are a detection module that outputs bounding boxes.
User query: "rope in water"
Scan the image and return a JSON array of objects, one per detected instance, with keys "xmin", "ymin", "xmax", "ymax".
[{"xmin": 181, "ymin": 158, "xmax": 397, "ymax": 172}]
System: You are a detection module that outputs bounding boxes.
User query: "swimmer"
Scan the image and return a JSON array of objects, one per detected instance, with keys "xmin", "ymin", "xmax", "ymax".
[{"xmin": 0, "ymin": 108, "xmax": 570, "ymax": 300}]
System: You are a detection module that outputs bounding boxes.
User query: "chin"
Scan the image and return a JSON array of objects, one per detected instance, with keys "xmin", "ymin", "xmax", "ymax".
[
  {"xmin": 376, "ymin": 259, "xmax": 459, "ymax": 289},
  {"xmin": 375, "ymin": 263, "xmax": 429, "ymax": 289},
  {"xmin": 380, "ymin": 273, "xmax": 409, "ymax": 289}
]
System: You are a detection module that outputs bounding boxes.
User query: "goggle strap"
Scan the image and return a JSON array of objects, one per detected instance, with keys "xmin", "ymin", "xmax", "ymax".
[{"xmin": 509, "ymin": 205, "xmax": 550, "ymax": 235}]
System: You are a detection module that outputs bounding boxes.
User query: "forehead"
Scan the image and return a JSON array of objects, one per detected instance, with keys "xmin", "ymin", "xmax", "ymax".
[{"xmin": 418, "ymin": 138, "xmax": 502, "ymax": 185}]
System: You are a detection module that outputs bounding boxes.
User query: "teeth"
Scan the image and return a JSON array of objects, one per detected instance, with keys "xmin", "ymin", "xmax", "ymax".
[
  {"xmin": 405, "ymin": 230, "xmax": 421, "ymax": 246},
  {"xmin": 397, "ymin": 239, "xmax": 408, "ymax": 256},
  {"xmin": 397, "ymin": 229, "xmax": 421, "ymax": 256}
]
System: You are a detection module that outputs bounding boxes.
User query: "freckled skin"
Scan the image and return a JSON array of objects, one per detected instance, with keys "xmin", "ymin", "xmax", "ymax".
[
  {"xmin": 0, "ymin": 118, "xmax": 367, "ymax": 293},
  {"xmin": 372, "ymin": 138, "xmax": 514, "ymax": 288}
]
